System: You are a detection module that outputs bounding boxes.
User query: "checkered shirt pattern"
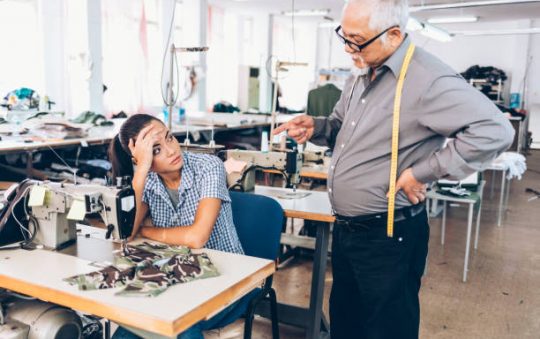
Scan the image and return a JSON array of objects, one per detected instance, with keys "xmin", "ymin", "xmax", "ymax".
[{"xmin": 142, "ymin": 152, "xmax": 244, "ymax": 254}]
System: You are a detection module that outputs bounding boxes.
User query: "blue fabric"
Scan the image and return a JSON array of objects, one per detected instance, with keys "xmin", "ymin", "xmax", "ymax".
[
  {"xmin": 229, "ymin": 192, "xmax": 284, "ymax": 260},
  {"xmin": 112, "ymin": 290, "xmax": 259, "ymax": 339},
  {"xmin": 142, "ymin": 152, "xmax": 244, "ymax": 254}
]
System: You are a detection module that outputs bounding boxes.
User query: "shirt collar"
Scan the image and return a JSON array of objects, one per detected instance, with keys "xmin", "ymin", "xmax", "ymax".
[
  {"xmin": 374, "ymin": 34, "xmax": 411, "ymax": 78},
  {"xmin": 148, "ymin": 151, "xmax": 194, "ymax": 195}
]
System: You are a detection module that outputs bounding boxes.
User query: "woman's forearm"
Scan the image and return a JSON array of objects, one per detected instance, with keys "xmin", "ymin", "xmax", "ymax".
[
  {"xmin": 140, "ymin": 197, "xmax": 220, "ymax": 248},
  {"xmin": 130, "ymin": 167, "xmax": 150, "ymax": 238},
  {"xmin": 141, "ymin": 225, "xmax": 206, "ymax": 248}
]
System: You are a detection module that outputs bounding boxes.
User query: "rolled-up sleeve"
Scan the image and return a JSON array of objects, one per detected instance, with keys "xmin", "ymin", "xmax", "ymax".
[
  {"xmin": 412, "ymin": 75, "xmax": 514, "ymax": 183},
  {"xmin": 200, "ymin": 157, "xmax": 231, "ymax": 203}
]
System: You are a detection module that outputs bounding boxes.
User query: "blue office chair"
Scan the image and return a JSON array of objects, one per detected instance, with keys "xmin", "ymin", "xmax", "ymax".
[{"xmin": 229, "ymin": 191, "xmax": 284, "ymax": 339}]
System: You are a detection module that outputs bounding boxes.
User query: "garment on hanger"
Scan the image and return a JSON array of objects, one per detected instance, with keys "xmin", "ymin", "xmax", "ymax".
[{"xmin": 307, "ymin": 83, "xmax": 342, "ymax": 117}]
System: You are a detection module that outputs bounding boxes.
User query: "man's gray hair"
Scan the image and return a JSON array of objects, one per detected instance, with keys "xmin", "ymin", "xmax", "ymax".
[{"xmin": 346, "ymin": 0, "xmax": 409, "ymax": 32}]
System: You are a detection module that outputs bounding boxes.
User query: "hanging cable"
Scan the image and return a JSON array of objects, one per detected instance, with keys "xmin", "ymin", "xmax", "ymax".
[{"xmin": 160, "ymin": 2, "xmax": 180, "ymax": 107}]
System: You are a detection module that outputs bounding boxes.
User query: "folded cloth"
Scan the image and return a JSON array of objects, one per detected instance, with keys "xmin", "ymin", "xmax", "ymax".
[
  {"xmin": 65, "ymin": 265, "xmax": 135, "ymax": 291},
  {"xmin": 64, "ymin": 242, "xmax": 219, "ymax": 297},
  {"xmin": 117, "ymin": 252, "xmax": 220, "ymax": 297},
  {"xmin": 71, "ymin": 110, "xmax": 113, "ymax": 126}
]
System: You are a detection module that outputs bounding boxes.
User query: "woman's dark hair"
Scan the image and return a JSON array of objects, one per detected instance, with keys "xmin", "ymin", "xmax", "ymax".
[{"xmin": 108, "ymin": 114, "xmax": 162, "ymax": 180}]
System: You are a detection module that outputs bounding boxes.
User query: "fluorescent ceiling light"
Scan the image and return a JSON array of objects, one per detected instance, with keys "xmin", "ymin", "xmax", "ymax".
[
  {"xmin": 406, "ymin": 17, "xmax": 424, "ymax": 31},
  {"xmin": 452, "ymin": 27, "xmax": 540, "ymax": 36},
  {"xmin": 421, "ymin": 24, "xmax": 453, "ymax": 42},
  {"xmin": 428, "ymin": 16, "xmax": 478, "ymax": 24},
  {"xmin": 407, "ymin": 17, "xmax": 453, "ymax": 42},
  {"xmin": 318, "ymin": 21, "xmax": 338, "ymax": 28},
  {"xmin": 283, "ymin": 9, "xmax": 330, "ymax": 17},
  {"xmin": 410, "ymin": 0, "xmax": 540, "ymax": 12}
]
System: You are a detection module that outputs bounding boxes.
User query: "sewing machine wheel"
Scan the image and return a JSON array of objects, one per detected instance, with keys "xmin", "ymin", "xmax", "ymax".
[{"xmin": 7, "ymin": 300, "xmax": 82, "ymax": 339}]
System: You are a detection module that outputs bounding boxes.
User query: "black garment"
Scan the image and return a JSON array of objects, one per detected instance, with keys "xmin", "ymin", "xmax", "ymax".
[
  {"xmin": 330, "ymin": 208, "xmax": 429, "ymax": 339},
  {"xmin": 307, "ymin": 83, "xmax": 342, "ymax": 117}
]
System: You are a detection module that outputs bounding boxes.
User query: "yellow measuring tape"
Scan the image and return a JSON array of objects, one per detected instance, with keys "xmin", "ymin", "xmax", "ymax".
[{"xmin": 387, "ymin": 43, "xmax": 416, "ymax": 237}]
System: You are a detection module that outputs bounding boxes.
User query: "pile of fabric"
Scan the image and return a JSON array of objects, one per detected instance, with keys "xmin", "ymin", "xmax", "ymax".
[
  {"xmin": 64, "ymin": 242, "xmax": 220, "ymax": 297},
  {"xmin": 71, "ymin": 111, "xmax": 113, "ymax": 127},
  {"xmin": 461, "ymin": 65, "xmax": 507, "ymax": 84},
  {"xmin": 36, "ymin": 122, "xmax": 86, "ymax": 139}
]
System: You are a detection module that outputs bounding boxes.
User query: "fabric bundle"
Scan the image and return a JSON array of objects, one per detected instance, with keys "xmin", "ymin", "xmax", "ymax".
[{"xmin": 64, "ymin": 242, "xmax": 220, "ymax": 297}]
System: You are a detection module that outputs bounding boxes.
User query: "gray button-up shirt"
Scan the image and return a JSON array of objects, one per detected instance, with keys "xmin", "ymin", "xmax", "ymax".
[{"xmin": 311, "ymin": 36, "xmax": 514, "ymax": 216}]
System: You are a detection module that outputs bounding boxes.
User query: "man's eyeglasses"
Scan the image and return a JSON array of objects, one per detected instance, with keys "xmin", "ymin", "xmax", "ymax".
[{"xmin": 335, "ymin": 25, "xmax": 398, "ymax": 52}]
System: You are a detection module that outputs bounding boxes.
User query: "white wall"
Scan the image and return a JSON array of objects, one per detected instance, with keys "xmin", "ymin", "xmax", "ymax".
[
  {"xmin": 409, "ymin": 20, "xmax": 533, "ymax": 103},
  {"xmin": 272, "ymin": 16, "xmax": 319, "ymax": 111},
  {"xmin": 525, "ymin": 19, "xmax": 540, "ymax": 148},
  {"xmin": 316, "ymin": 25, "xmax": 354, "ymax": 70}
]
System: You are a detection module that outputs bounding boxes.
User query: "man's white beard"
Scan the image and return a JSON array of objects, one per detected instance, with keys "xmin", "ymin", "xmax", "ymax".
[{"xmin": 351, "ymin": 56, "xmax": 369, "ymax": 76}]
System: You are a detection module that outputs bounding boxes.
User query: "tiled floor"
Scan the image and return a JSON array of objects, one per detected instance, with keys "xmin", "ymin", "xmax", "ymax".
[{"xmin": 252, "ymin": 151, "xmax": 540, "ymax": 339}]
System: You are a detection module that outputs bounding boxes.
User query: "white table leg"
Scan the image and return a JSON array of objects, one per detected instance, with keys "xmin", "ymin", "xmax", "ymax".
[
  {"xmin": 504, "ymin": 178, "xmax": 511, "ymax": 212},
  {"xmin": 474, "ymin": 199, "xmax": 483, "ymax": 250},
  {"xmin": 463, "ymin": 203, "xmax": 474, "ymax": 282},
  {"xmin": 441, "ymin": 201, "xmax": 447, "ymax": 245},
  {"xmin": 497, "ymin": 169, "xmax": 506, "ymax": 227}
]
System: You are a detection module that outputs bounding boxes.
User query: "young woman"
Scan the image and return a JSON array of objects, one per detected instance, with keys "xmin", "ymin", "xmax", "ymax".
[{"xmin": 108, "ymin": 114, "xmax": 252, "ymax": 339}]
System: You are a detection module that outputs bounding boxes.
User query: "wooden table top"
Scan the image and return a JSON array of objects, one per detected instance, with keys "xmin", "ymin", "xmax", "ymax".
[
  {"xmin": 0, "ymin": 237, "xmax": 274, "ymax": 337},
  {"xmin": 254, "ymin": 185, "xmax": 334, "ymax": 223}
]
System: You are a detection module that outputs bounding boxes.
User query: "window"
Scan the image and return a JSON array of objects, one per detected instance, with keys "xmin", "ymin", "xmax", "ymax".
[
  {"xmin": 101, "ymin": 0, "xmax": 161, "ymax": 114},
  {"xmin": 0, "ymin": 0, "xmax": 44, "ymax": 103}
]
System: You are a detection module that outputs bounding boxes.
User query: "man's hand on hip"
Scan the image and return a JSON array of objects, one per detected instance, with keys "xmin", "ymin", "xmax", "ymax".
[
  {"xmin": 272, "ymin": 115, "xmax": 315, "ymax": 144},
  {"xmin": 388, "ymin": 168, "xmax": 428, "ymax": 205}
]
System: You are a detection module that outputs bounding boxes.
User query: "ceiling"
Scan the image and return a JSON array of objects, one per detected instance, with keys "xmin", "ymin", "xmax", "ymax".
[{"xmin": 209, "ymin": 0, "xmax": 540, "ymax": 23}]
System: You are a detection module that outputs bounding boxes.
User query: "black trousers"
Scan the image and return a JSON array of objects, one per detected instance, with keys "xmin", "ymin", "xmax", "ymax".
[{"xmin": 330, "ymin": 209, "xmax": 430, "ymax": 339}]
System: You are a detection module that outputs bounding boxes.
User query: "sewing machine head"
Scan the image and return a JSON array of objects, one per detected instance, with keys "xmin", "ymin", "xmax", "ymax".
[
  {"xmin": 225, "ymin": 149, "xmax": 302, "ymax": 191},
  {"xmin": 0, "ymin": 178, "xmax": 136, "ymax": 250}
]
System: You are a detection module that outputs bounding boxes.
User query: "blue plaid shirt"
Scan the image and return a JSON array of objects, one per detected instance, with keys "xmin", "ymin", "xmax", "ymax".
[{"xmin": 142, "ymin": 152, "xmax": 244, "ymax": 254}]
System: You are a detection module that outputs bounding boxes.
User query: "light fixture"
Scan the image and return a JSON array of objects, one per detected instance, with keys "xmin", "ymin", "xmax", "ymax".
[
  {"xmin": 318, "ymin": 21, "xmax": 338, "ymax": 28},
  {"xmin": 421, "ymin": 23, "xmax": 453, "ymax": 42},
  {"xmin": 282, "ymin": 9, "xmax": 330, "ymax": 17},
  {"xmin": 406, "ymin": 17, "xmax": 424, "ymax": 31},
  {"xmin": 410, "ymin": 0, "xmax": 540, "ymax": 12},
  {"xmin": 428, "ymin": 16, "xmax": 479, "ymax": 24},
  {"xmin": 406, "ymin": 17, "xmax": 453, "ymax": 42},
  {"xmin": 452, "ymin": 27, "xmax": 540, "ymax": 36}
]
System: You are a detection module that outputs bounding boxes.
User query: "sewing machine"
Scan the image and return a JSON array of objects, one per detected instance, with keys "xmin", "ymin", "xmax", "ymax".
[
  {"xmin": 0, "ymin": 178, "xmax": 135, "ymax": 252},
  {"xmin": 225, "ymin": 149, "xmax": 302, "ymax": 191},
  {"xmin": 0, "ymin": 179, "xmax": 136, "ymax": 338},
  {"xmin": 302, "ymin": 149, "xmax": 327, "ymax": 165}
]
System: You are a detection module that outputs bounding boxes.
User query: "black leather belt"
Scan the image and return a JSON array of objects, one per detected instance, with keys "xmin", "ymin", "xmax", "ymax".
[{"xmin": 334, "ymin": 204, "xmax": 425, "ymax": 229}]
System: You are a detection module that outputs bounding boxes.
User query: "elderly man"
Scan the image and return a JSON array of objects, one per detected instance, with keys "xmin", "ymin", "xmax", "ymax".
[{"xmin": 273, "ymin": 0, "xmax": 514, "ymax": 338}]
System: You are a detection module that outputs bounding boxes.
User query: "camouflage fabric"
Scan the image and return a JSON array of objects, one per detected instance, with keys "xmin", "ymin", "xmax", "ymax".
[
  {"xmin": 112, "ymin": 242, "xmax": 191, "ymax": 271},
  {"xmin": 64, "ymin": 242, "xmax": 219, "ymax": 297},
  {"xmin": 64, "ymin": 265, "xmax": 134, "ymax": 291}
]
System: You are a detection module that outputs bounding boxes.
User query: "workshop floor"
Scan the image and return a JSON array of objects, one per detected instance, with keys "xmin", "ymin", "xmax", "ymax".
[{"xmin": 251, "ymin": 150, "xmax": 540, "ymax": 339}]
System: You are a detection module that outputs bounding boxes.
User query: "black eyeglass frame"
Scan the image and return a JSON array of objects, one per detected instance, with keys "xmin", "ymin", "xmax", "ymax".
[{"xmin": 335, "ymin": 25, "xmax": 399, "ymax": 52}]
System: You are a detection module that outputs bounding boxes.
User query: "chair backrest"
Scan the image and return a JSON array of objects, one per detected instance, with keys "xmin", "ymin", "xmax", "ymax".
[{"xmin": 229, "ymin": 191, "xmax": 284, "ymax": 261}]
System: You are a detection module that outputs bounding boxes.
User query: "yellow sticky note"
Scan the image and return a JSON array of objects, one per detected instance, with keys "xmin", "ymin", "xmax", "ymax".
[
  {"xmin": 67, "ymin": 199, "xmax": 86, "ymax": 221},
  {"xmin": 28, "ymin": 185, "xmax": 46, "ymax": 207}
]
